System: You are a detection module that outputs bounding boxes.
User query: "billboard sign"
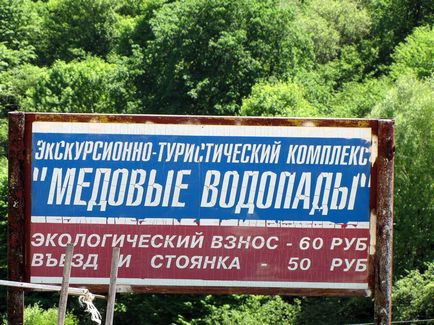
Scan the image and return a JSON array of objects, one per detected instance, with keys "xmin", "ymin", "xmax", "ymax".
[{"xmin": 10, "ymin": 114, "xmax": 393, "ymax": 296}]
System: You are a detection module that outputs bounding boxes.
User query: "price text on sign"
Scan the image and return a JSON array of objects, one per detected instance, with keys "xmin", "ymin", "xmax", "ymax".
[{"xmin": 29, "ymin": 120, "xmax": 375, "ymax": 293}]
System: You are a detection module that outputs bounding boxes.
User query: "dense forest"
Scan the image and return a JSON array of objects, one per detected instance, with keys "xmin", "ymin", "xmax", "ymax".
[{"xmin": 0, "ymin": 0, "xmax": 433, "ymax": 323}]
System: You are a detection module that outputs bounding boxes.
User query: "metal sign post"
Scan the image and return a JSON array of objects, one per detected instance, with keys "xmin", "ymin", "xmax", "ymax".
[
  {"xmin": 8, "ymin": 112, "xmax": 25, "ymax": 325},
  {"xmin": 374, "ymin": 120, "xmax": 394, "ymax": 324}
]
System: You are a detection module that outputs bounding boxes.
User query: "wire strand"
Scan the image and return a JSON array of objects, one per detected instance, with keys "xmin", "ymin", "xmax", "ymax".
[{"xmin": 346, "ymin": 319, "xmax": 434, "ymax": 325}]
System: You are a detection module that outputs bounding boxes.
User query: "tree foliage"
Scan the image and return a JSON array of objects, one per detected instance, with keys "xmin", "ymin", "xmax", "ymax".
[
  {"xmin": 22, "ymin": 57, "xmax": 133, "ymax": 114},
  {"xmin": 296, "ymin": 0, "xmax": 371, "ymax": 64},
  {"xmin": 0, "ymin": 64, "xmax": 46, "ymax": 116},
  {"xmin": 240, "ymin": 80, "xmax": 318, "ymax": 117},
  {"xmin": 371, "ymin": 74, "xmax": 434, "ymax": 275},
  {"xmin": 189, "ymin": 295, "xmax": 301, "ymax": 325},
  {"xmin": 132, "ymin": 0, "xmax": 313, "ymax": 115},
  {"xmin": 393, "ymin": 263, "xmax": 434, "ymax": 321},
  {"xmin": 391, "ymin": 25, "xmax": 434, "ymax": 79},
  {"xmin": 113, "ymin": 294, "xmax": 208, "ymax": 324},
  {"xmin": 329, "ymin": 77, "xmax": 391, "ymax": 117},
  {"xmin": 367, "ymin": 0, "xmax": 434, "ymax": 68},
  {"xmin": 0, "ymin": 0, "xmax": 40, "ymax": 53},
  {"xmin": 39, "ymin": 0, "xmax": 118, "ymax": 64},
  {"xmin": 294, "ymin": 297, "xmax": 373, "ymax": 325},
  {"xmin": 23, "ymin": 304, "xmax": 77, "ymax": 325}
]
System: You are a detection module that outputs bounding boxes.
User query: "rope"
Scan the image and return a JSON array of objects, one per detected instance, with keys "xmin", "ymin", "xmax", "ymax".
[{"xmin": 79, "ymin": 290, "xmax": 102, "ymax": 325}]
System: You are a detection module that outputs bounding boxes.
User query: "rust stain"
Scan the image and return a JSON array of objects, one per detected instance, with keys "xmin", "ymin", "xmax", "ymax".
[{"xmin": 26, "ymin": 112, "xmax": 379, "ymax": 129}]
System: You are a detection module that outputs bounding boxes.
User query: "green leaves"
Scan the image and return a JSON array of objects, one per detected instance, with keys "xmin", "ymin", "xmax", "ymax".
[
  {"xmin": 371, "ymin": 74, "xmax": 434, "ymax": 275},
  {"xmin": 241, "ymin": 80, "xmax": 318, "ymax": 117},
  {"xmin": 296, "ymin": 0, "xmax": 371, "ymax": 64},
  {"xmin": 393, "ymin": 263, "xmax": 434, "ymax": 320},
  {"xmin": 329, "ymin": 77, "xmax": 391, "ymax": 117},
  {"xmin": 21, "ymin": 57, "xmax": 134, "ymax": 114},
  {"xmin": 39, "ymin": 0, "xmax": 119, "ymax": 64},
  {"xmin": 0, "ymin": 0, "xmax": 41, "ymax": 52},
  {"xmin": 133, "ymin": 0, "xmax": 313, "ymax": 115},
  {"xmin": 24, "ymin": 304, "xmax": 78, "ymax": 325},
  {"xmin": 190, "ymin": 295, "xmax": 301, "ymax": 325},
  {"xmin": 391, "ymin": 25, "xmax": 434, "ymax": 79}
]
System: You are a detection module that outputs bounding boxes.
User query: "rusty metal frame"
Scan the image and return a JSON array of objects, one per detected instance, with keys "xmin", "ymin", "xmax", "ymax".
[
  {"xmin": 8, "ymin": 113, "xmax": 394, "ymax": 323},
  {"xmin": 8, "ymin": 112, "xmax": 26, "ymax": 325},
  {"xmin": 374, "ymin": 120, "xmax": 394, "ymax": 324}
]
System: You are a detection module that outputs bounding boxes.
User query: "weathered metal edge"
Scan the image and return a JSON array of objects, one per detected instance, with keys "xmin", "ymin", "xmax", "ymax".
[
  {"xmin": 374, "ymin": 119, "xmax": 394, "ymax": 325},
  {"xmin": 25, "ymin": 112, "xmax": 378, "ymax": 128},
  {"xmin": 8, "ymin": 112, "xmax": 26, "ymax": 325}
]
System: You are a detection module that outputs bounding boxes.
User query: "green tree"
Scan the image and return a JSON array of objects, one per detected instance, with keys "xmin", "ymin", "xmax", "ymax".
[
  {"xmin": 0, "ymin": 0, "xmax": 42, "ymax": 114},
  {"xmin": 24, "ymin": 304, "xmax": 77, "ymax": 325},
  {"xmin": 295, "ymin": 297, "xmax": 373, "ymax": 325},
  {"xmin": 0, "ymin": 43, "xmax": 35, "ymax": 73},
  {"xmin": 39, "ymin": 0, "xmax": 118, "ymax": 64},
  {"xmin": 113, "ymin": 294, "xmax": 208, "ymax": 324},
  {"xmin": 0, "ymin": 64, "xmax": 46, "ymax": 116},
  {"xmin": 391, "ymin": 25, "xmax": 434, "ymax": 79},
  {"xmin": 114, "ymin": 0, "xmax": 167, "ymax": 57},
  {"xmin": 293, "ymin": 0, "xmax": 379, "ymax": 99},
  {"xmin": 22, "ymin": 57, "xmax": 135, "ymax": 114},
  {"xmin": 371, "ymin": 74, "xmax": 434, "ymax": 276},
  {"xmin": 291, "ymin": 69, "xmax": 334, "ymax": 114},
  {"xmin": 318, "ymin": 44, "xmax": 371, "ymax": 90},
  {"xmin": 329, "ymin": 77, "xmax": 391, "ymax": 117},
  {"xmin": 393, "ymin": 263, "xmax": 434, "ymax": 321},
  {"xmin": 189, "ymin": 295, "xmax": 300, "ymax": 325},
  {"xmin": 116, "ymin": 0, "xmax": 153, "ymax": 17},
  {"xmin": 240, "ymin": 80, "xmax": 319, "ymax": 117},
  {"xmin": 132, "ymin": 0, "xmax": 313, "ymax": 115},
  {"xmin": 296, "ymin": 0, "xmax": 371, "ymax": 64},
  {"xmin": 367, "ymin": 0, "xmax": 433, "ymax": 68},
  {"xmin": 0, "ymin": 0, "xmax": 41, "ymax": 55}
]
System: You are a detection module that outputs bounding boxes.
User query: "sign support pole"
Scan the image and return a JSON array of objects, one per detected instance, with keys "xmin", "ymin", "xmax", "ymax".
[
  {"xmin": 8, "ymin": 112, "xmax": 26, "ymax": 325},
  {"xmin": 57, "ymin": 243, "xmax": 74, "ymax": 325},
  {"xmin": 105, "ymin": 247, "xmax": 120, "ymax": 325},
  {"xmin": 374, "ymin": 120, "xmax": 394, "ymax": 325}
]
